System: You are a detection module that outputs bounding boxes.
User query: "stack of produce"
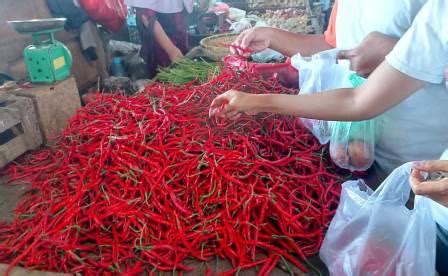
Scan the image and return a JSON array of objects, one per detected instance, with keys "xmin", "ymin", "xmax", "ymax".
[
  {"xmin": 0, "ymin": 69, "xmax": 346, "ymax": 275},
  {"xmin": 246, "ymin": 0, "xmax": 306, "ymax": 9},
  {"xmin": 250, "ymin": 8, "xmax": 312, "ymax": 33}
]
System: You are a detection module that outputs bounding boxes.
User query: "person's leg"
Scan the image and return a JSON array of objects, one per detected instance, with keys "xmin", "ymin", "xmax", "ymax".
[{"xmin": 436, "ymin": 224, "xmax": 448, "ymax": 274}]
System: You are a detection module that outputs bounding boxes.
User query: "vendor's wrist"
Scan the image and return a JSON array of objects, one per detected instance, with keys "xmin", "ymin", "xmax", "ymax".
[
  {"xmin": 168, "ymin": 47, "xmax": 182, "ymax": 59},
  {"xmin": 255, "ymin": 27, "xmax": 272, "ymax": 47}
]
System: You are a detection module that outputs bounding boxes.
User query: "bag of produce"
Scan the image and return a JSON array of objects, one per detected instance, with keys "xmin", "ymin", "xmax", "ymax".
[
  {"xmin": 320, "ymin": 163, "xmax": 437, "ymax": 276},
  {"xmin": 329, "ymin": 74, "xmax": 376, "ymax": 171},
  {"xmin": 329, "ymin": 120, "xmax": 375, "ymax": 171},
  {"xmin": 79, "ymin": 0, "xmax": 127, "ymax": 32},
  {"xmin": 291, "ymin": 49, "xmax": 352, "ymax": 145}
]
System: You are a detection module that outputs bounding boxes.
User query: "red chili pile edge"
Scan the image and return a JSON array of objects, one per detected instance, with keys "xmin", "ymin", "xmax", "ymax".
[{"xmin": 0, "ymin": 68, "xmax": 347, "ymax": 275}]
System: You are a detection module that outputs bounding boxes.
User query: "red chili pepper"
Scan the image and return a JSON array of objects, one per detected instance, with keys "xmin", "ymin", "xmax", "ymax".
[
  {"xmin": 221, "ymin": 43, "xmax": 253, "ymax": 55},
  {"xmin": 0, "ymin": 67, "xmax": 347, "ymax": 275}
]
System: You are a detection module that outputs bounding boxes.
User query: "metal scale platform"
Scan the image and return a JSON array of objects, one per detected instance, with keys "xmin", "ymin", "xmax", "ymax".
[{"xmin": 8, "ymin": 18, "xmax": 73, "ymax": 84}]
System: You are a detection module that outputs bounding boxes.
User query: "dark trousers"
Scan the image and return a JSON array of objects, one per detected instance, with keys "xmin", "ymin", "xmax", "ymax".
[
  {"xmin": 437, "ymin": 224, "xmax": 448, "ymax": 274},
  {"xmin": 323, "ymin": 9, "xmax": 331, "ymax": 31}
]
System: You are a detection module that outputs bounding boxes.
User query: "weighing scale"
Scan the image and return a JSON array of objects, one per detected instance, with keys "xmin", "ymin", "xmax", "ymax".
[{"xmin": 8, "ymin": 18, "xmax": 72, "ymax": 84}]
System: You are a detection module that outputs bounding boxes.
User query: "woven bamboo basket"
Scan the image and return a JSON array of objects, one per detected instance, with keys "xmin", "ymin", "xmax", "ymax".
[{"xmin": 200, "ymin": 33, "xmax": 239, "ymax": 61}]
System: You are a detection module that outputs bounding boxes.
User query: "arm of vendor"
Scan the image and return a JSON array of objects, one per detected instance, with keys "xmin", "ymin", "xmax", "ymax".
[
  {"xmin": 210, "ymin": 0, "xmax": 447, "ymax": 123},
  {"xmin": 231, "ymin": 27, "xmax": 335, "ymax": 58},
  {"xmin": 209, "ymin": 63, "xmax": 422, "ymax": 121},
  {"xmin": 229, "ymin": 0, "xmax": 341, "ymax": 57},
  {"xmin": 140, "ymin": 14, "xmax": 183, "ymax": 62},
  {"xmin": 231, "ymin": 0, "xmax": 397, "ymax": 77}
]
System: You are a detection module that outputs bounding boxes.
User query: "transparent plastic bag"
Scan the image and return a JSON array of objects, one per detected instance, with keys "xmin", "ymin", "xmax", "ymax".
[
  {"xmin": 291, "ymin": 49, "xmax": 352, "ymax": 145},
  {"xmin": 301, "ymin": 118, "xmax": 332, "ymax": 145},
  {"xmin": 320, "ymin": 163, "xmax": 437, "ymax": 276},
  {"xmin": 329, "ymin": 74, "xmax": 376, "ymax": 171},
  {"xmin": 329, "ymin": 119, "xmax": 376, "ymax": 171}
]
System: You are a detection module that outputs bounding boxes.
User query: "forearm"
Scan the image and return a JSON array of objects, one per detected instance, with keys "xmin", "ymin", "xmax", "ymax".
[
  {"xmin": 249, "ymin": 61, "xmax": 424, "ymax": 121},
  {"xmin": 153, "ymin": 20, "xmax": 178, "ymax": 56},
  {"xmin": 265, "ymin": 27, "xmax": 333, "ymax": 57},
  {"xmin": 253, "ymin": 89, "xmax": 369, "ymax": 121}
]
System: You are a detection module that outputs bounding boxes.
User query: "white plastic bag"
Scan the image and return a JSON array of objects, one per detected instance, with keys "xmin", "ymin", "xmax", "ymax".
[
  {"xmin": 320, "ymin": 162, "xmax": 437, "ymax": 276},
  {"xmin": 291, "ymin": 49, "xmax": 352, "ymax": 145},
  {"xmin": 292, "ymin": 49, "xmax": 353, "ymax": 92},
  {"xmin": 229, "ymin": 18, "xmax": 252, "ymax": 33}
]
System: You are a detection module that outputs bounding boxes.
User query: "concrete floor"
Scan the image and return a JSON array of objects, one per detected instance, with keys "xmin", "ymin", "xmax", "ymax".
[
  {"xmin": 0, "ymin": 180, "xmax": 64, "ymax": 276},
  {"xmin": 0, "ymin": 179, "xmax": 28, "ymax": 223}
]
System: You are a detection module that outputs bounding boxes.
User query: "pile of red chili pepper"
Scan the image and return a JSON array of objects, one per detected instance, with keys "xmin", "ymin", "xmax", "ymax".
[{"xmin": 0, "ymin": 68, "xmax": 346, "ymax": 275}]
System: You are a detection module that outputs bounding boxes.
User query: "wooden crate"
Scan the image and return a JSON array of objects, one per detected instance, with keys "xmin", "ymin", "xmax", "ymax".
[
  {"xmin": 248, "ymin": 7, "xmax": 314, "ymax": 34},
  {"xmin": 11, "ymin": 77, "xmax": 81, "ymax": 143},
  {"xmin": 246, "ymin": 0, "xmax": 323, "ymax": 34},
  {"xmin": 0, "ymin": 95, "xmax": 42, "ymax": 168}
]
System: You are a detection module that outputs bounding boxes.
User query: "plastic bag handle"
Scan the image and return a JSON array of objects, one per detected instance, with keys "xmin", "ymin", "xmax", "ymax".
[
  {"xmin": 366, "ymin": 163, "xmax": 413, "ymax": 206},
  {"xmin": 311, "ymin": 48, "xmax": 341, "ymax": 62},
  {"xmin": 291, "ymin": 48, "xmax": 342, "ymax": 71}
]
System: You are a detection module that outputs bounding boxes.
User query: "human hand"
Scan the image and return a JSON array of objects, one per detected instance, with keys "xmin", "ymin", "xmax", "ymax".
[
  {"xmin": 231, "ymin": 27, "xmax": 271, "ymax": 56},
  {"xmin": 410, "ymin": 160, "xmax": 448, "ymax": 207},
  {"xmin": 168, "ymin": 47, "xmax": 184, "ymax": 62},
  {"xmin": 209, "ymin": 90, "xmax": 258, "ymax": 120},
  {"xmin": 337, "ymin": 32, "xmax": 398, "ymax": 77}
]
